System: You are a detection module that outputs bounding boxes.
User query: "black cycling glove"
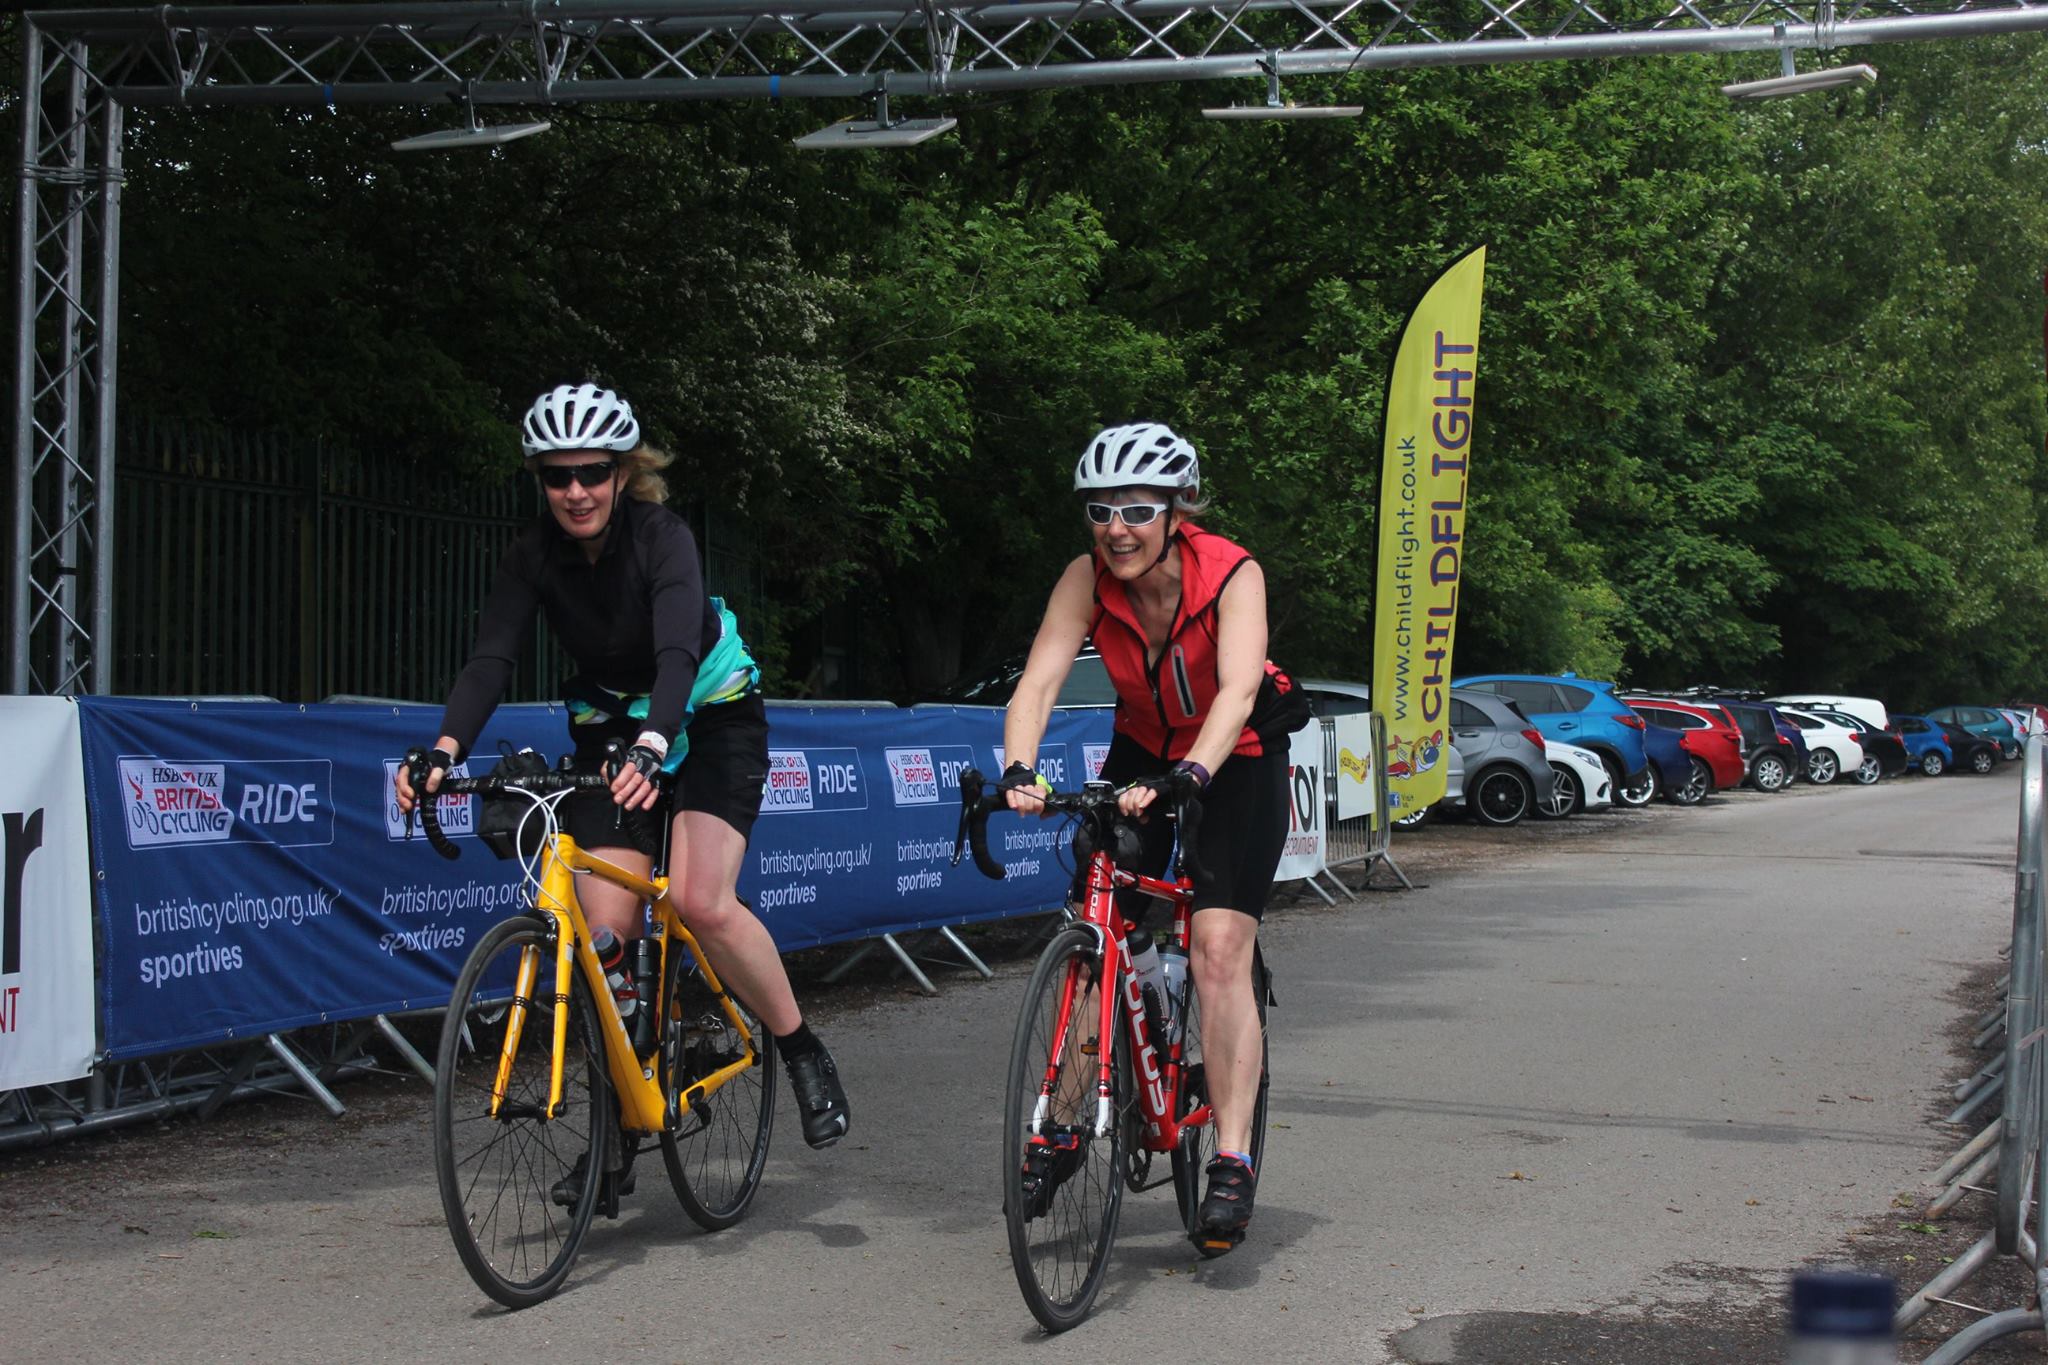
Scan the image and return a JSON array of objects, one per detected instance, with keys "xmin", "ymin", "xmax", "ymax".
[
  {"xmin": 621, "ymin": 744, "xmax": 666, "ymax": 784},
  {"xmin": 998, "ymin": 761, "xmax": 1051, "ymax": 795}
]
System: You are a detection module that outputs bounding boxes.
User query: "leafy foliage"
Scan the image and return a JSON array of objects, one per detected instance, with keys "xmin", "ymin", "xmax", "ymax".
[{"xmin": 102, "ymin": 36, "xmax": 2048, "ymax": 707}]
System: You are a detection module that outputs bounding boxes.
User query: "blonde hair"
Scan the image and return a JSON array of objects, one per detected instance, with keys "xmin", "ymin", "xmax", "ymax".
[{"xmin": 618, "ymin": 441, "xmax": 674, "ymax": 504}]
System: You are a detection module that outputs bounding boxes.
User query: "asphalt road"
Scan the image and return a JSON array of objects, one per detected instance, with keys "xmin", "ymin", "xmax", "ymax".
[{"xmin": 0, "ymin": 767, "xmax": 2022, "ymax": 1361}]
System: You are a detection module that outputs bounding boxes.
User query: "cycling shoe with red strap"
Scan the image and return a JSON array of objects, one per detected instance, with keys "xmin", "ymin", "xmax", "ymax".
[
  {"xmin": 1194, "ymin": 1152, "xmax": 1256, "ymax": 1256},
  {"xmin": 1018, "ymin": 1125, "xmax": 1088, "ymax": 1220}
]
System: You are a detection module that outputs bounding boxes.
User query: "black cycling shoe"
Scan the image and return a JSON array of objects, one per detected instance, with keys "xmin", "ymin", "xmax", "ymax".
[
  {"xmin": 1194, "ymin": 1153, "xmax": 1256, "ymax": 1257},
  {"xmin": 1018, "ymin": 1125, "xmax": 1087, "ymax": 1221},
  {"xmin": 549, "ymin": 1150, "xmax": 636, "ymax": 1209},
  {"xmin": 786, "ymin": 1046, "xmax": 851, "ymax": 1149}
]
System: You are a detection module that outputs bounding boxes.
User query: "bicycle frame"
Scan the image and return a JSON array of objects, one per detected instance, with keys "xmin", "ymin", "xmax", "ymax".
[
  {"xmin": 485, "ymin": 831, "xmax": 762, "ymax": 1135},
  {"xmin": 1040, "ymin": 848, "xmax": 1210, "ymax": 1153}
]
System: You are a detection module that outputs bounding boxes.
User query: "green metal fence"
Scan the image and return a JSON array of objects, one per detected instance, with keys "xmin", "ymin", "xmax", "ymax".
[{"xmin": 112, "ymin": 422, "xmax": 761, "ymax": 704}]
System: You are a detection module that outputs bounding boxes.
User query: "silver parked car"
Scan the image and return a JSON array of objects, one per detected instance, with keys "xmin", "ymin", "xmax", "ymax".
[{"xmin": 1445, "ymin": 687, "xmax": 1554, "ymax": 827}]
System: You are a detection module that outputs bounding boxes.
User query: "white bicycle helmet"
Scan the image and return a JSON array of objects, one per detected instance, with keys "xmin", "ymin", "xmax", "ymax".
[
  {"xmin": 521, "ymin": 383, "xmax": 641, "ymax": 457},
  {"xmin": 1073, "ymin": 422, "xmax": 1199, "ymax": 493}
]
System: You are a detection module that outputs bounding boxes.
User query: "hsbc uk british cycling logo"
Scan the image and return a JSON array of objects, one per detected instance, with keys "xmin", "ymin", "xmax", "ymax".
[
  {"xmin": 118, "ymin": 755, "xmax": 335, "ymax": 850},
  {"xmin": 883, "ymin": 746, "xmax": 977, "ymax": 807},
  {"xmin": 763, "ymin": 749, "xmax": 868, "ymax": 815}
]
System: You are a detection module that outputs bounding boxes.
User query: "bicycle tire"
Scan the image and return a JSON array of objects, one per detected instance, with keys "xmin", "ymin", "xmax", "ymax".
[
  {"xmin": 1172, "ymin": 946, "xmax": 1271, "ymax": 1242},
  {"xmin": 659, "ymin": 936, "xmax": 777, "ymax": 1231},
  {"xmin": 434, "ymin": 915, "xmax": 610, "ymax": 1309},
  {"xmin": 1004, "ymin": 926, "xmax": 1126, "ymax": 1333}
]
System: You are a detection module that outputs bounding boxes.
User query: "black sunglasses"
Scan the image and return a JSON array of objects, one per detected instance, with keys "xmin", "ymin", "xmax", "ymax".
[
  {"xmin": 1084, "ymin": 500, "xmax": 1169, "ymax": 528},
  {"xmin": 538, "ymin": 461, "xmax": 618, "ymax": 491}
]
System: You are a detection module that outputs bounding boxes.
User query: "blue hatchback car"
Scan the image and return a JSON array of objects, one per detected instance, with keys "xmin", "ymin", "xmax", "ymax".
[
  {"xmin": 1893, "ymin": 714, "xmax": 1955, "ymax": 775},
  {"xmin": 1452, "ymin": 673, "xmax": 1651, "ymax": 798}
]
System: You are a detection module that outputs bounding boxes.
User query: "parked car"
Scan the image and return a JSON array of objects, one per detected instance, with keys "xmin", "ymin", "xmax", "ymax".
[
  {"xmin": 1623, "ymin": 697, "xmax": 1747, "ymax": 793},
  {"xmin": 1927, "ymin": 716, "xmax": 2002, "ymax": 774},
  {"xmin": 1773, "ymin": 711, "xmax": 1813, "ymax": 784},
  {"xmin": 1452, "ymin": 673, "xmax": 1651, "ymax": 805},
  {"xmin": 1539, "ymin": 740, "xmax": 1614, "ymax": 818},
  {"xmin": 1893, "ymin": 714, "xmax": 1956, "ymax": 776},
  {"xmin": 1634, "ymin": 719, "xmax": 1711, "ymax": 807},
  {"xmin": 1765, "ymin": 694, "xmax": 1890, "ymax": 732},
  {"xmin": 932, "ymin": 647, "xmax": 1114, "ymax": 708},
  {"xmin": 1443, "ymin": 688, "xmax": 1553, "ymax": 827},
  {"xmin": 1302, "ymin": 678, "xmax": 1370, "ymax": 717},
  {"xmin": 1798, "ymin": 707, "xmax": 1908, "ymax": 784},
  {"xmin": 1713, "ymin": 699, "xmax": 1800, "ymax": 791},
  {"xmin": 1771, "ymin": 706, "xmax": 1865, "ymax": 786},
  {"xmin": 1998, "ymin": 707, "xmax": 2043, "ymax": 744},
  {"xmin": 1927, "ymin": 705, "xmax": 2021, "ymax": 761}
]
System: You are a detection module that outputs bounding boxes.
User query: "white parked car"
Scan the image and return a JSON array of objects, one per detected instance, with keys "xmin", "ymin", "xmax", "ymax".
[
  {"xmin": 1772, "ymin": 706, "xmax": 1866, "ymax": 785},
  {"xmin": 1766, "ymin": 694, "xmax": 1889, "ymax": 733},
  {"xmin": 1537, "ymin": 740, "xmax": 1614, "ymax": 818}
]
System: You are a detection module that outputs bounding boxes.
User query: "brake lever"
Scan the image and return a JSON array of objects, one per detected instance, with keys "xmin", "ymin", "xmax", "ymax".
[
  {"xmin": 951, "ymin": 768, "xmax": 1008, "ymax": 881},
  {"xmin": 952, "ymin": 769, "xmax": 982, "ymax": 869}
]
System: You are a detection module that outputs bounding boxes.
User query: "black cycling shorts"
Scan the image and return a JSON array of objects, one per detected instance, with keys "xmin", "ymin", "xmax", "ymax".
[
  {"xmin": 1096, "ymin": 731, "xmax": 1290, "ymax": 923},
  {"xmin": 561, "ymin": 692, "xmax": 770, "ymax": 859}
]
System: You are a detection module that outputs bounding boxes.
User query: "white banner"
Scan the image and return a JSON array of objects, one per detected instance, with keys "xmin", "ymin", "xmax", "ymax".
[
  {"xmin": 1332, "ymin": 714, "xmax": 1378, "ymax": 822},
  {"xmin": 1276, "ymin": 724, "xmax": 1327, "ymax": 881},
  {"xmin": 0, "ymin": 698, "xmax": 96, "ymax": 1089}
]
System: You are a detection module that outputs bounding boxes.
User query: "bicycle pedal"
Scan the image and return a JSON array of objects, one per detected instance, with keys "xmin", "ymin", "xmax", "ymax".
[{"xmin": 1195, "ymin": 1230, "xmax": 1243, "ymax": 1258}]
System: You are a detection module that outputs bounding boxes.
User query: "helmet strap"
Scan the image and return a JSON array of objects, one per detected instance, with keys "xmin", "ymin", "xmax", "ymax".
[{"xmin": 1137, "ymin": 521, "xmax": 1180, "ymax": 579}]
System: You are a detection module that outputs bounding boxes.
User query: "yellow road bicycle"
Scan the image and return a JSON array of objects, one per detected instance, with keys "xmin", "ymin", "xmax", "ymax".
[{"xmin": 404, "ymin": 747, "xmax": 775, "ymax": 1308}]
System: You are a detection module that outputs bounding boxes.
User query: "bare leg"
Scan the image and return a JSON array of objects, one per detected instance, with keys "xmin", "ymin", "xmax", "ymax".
[
  {"xmin": 573, "ymin": 847, "xmax": 654, "ymax": 946},
  {"xmin": 670, "ymin": 809, "xmax": 802, "ymax": 1036},
  {"xmin": 1189, "ymin": 906, "xmax": 1261, "ymax": 1156}
]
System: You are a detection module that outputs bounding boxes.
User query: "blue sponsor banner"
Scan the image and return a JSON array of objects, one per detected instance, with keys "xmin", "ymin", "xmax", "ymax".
[
  {"xmin": 736, "ymin": 706, "xmax": 1112, "ymax": 950},
  {"xmin": 76, "ymin": 697, "xmax": 1114, "ymax": 1059},
  {"xmin": 77, "ymin": 696, "xmax": 568, "ymax": 1060}
]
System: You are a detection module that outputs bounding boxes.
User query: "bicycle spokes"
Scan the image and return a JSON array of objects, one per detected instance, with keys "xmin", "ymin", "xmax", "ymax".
[{"xmin": 1004, "ymin": 928, "xmax": 1125, "ymax": 1332}]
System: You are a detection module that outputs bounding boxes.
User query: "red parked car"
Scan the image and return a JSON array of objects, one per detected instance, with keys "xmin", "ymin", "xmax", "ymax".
[{"xmin": 1624, "ymin": 698, "xmax": 1748, "ymax": 792}]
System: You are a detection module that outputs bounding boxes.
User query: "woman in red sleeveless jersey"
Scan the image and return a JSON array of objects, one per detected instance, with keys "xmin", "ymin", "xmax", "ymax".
[{"xmin": 999, "ymin": 422, "xmax": 1307, "ymax": 1254}]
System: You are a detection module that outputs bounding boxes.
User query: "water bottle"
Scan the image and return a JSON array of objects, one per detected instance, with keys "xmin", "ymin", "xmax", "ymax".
[
  {"xmin": 1157, "ymin": 940, "xmax": 1189, "ymax": 1044},
  {"xmin": 1786, "ymin": 1270, "xmax": 1896, "ymax": 1364},
  {"xmin": 1127, "ymin": 929, "xmax": 1176, "ymax": 1042},
  {"xmin": 590, "ymin": 927, "xmax": 638, "ymax": 1020}
]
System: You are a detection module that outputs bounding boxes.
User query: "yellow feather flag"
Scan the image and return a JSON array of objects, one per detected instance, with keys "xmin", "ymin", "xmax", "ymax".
[{"xmin": 1371, "ymin": 246, "xmax": 1486, "ymax": 821}]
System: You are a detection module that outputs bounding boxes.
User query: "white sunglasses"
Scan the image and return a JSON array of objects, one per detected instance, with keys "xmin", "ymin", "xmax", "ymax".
[{"xmin": 1084, "ymin": 501, "xmax": 1170, "ymax": 528}]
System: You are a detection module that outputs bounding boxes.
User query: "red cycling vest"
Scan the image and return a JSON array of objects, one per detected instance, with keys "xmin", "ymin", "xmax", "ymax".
[{"xmin": 1089, "ymin": 523, "xmax": 1306, "ymax": 761}]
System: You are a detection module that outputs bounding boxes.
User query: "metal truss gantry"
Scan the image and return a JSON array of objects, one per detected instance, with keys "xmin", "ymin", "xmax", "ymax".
[{"xmin": 15, "ymin": 0, "xmax": 2048, "ymax": 691}]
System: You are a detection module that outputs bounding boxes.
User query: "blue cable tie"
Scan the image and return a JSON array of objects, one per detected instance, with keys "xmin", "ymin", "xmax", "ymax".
[{"xmin": 769, "ymin": 74, "xmax": 780, "ymax": 100}]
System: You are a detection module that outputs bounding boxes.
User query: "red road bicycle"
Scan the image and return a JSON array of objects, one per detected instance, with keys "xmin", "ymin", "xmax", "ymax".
[{"xmin": 955, "ymin": 770, "xmax": 1271, "ymax": 1332}]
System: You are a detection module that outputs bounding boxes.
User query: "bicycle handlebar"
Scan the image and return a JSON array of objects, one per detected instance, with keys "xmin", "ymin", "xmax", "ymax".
[
  {"xmin": 950, "ymin": 767, "xmax": 1209, "ymax": 885},
  {"xmin": 402, "ymin": 747, "xmax": 613, "ymax": 861}
]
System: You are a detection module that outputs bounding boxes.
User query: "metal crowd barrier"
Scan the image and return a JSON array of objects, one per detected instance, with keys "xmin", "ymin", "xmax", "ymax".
[
  {"xmin": 1321, "ymin": 712, "xmax": 1413, "ymax": 891},
  {"xmin": 1899, "ymin": 736, "xmax": 2046, "ymax": 1361},
  {"xmin": 0, "ymin": 1015, "xmax": 435, "ymax": 1152}
]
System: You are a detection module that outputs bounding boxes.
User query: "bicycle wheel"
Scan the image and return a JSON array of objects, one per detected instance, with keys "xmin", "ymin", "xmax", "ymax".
[
  {"xmin": 434, "ymin": 915, "xmax": 610, "ymax": 1309},
  {"xmin": 1172, "ymin": 946, "xmax": 1270, "ymax": 1242},
  {"xmin": 658, "ymin": 936, "xmax": 777, "ymax": 1230},
  {"xmin": 1004, "ymin": 926, "xmax": 1125, "ymax": 1333}
]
